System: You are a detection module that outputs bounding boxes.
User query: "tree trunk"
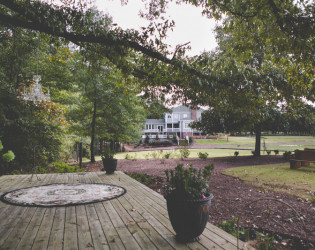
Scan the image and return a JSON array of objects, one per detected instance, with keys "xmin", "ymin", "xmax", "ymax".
[
  {"xmin": 79, "ymin": 142, "xmax": 82, "ymax": 168},
  {"xmin": 90, "ymin": 98, "xmax": 97, "ymax": 163},
  {"xmin": 254, "ymin": 126, "xmax": 261, "ymax": 157}
]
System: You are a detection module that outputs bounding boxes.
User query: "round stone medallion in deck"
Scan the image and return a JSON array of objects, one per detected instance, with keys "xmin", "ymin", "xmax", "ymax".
[{"xmin": 0, "ymin": 183, "xmax": 126, "ymax": 207}]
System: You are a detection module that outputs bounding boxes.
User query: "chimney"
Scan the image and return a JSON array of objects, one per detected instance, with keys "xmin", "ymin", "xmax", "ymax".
[{"xmin": 191, "ymin": 109, "xmax": 197, "ymax": 121}]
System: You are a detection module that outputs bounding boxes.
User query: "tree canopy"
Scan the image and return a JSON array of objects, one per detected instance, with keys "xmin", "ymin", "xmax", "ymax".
[{"xmin": 0, "ymin": 0, "xmax": 313, "ymax": 103}]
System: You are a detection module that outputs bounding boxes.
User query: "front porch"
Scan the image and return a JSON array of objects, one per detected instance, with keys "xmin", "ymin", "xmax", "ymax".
[{"xmin": 0, "ymin": 172, "xmax": 246, "ymax": 249}]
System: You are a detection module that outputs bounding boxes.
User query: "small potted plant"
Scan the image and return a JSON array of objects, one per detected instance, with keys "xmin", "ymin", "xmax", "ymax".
[
  {"xmin": 164, "ymin": 163, "xmax": 214, "ymax": 242},
  {"xmin": 101, "ymin": 147, "xmax": 117, "ymax": 174}
]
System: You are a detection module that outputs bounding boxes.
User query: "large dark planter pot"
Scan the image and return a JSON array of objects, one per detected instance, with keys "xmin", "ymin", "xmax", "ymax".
[
  {"xmin": 102, "ymin": 158, "xmax": 117, "ymax": 174},
  {"xmin": 166, "ymin": 193, "xmax": 214, "ymax": 242}
]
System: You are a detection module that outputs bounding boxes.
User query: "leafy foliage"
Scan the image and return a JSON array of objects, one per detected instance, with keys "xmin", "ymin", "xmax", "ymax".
[
  {"xmin": 53, "ymin": 161, "xmax": 84, "ymax": 173},
  {"xmin": 164, "ymin": 163, "xmax": 214, "ymax": 199},
  {"xmin": 0, "ymin": 140, "xmax": 15, "ymax": 173},
  {"xmin": 283, "ymin": 151, "xmax": 292, "ymax": 160},
  {"xmin": 217, "ymin": 217, "xmax": 248, "ymax": 242},
  {"xmin": 149, "ymin": 140, "xmax": 173, "ymax": 147},
  {"xmin": 198, "ymin": 152, "xmax": 208, "ymax": 160},
  {"xmin": 101, "ymin": 147, "xmax": 116, "ymax": 159},
  {"xmin": 179, "ymin": 148, "xmax": 190, "ymax": 159}
]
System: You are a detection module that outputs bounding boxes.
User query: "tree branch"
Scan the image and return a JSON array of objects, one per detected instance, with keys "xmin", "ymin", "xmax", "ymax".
[{"xmin": 0, "ymin": 0, "xmax": 214, "ymax": 82}]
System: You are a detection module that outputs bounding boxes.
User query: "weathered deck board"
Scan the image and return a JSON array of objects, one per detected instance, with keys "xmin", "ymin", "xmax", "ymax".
[{"xmin": 0, "ymin": 172, "xmax": 245, "ymax": 250}]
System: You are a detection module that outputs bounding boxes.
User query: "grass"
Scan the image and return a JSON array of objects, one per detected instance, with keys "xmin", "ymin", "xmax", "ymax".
[
  {"xmin": 222, "ymin": 163, "xmax": 315, "ymax": 200},
  {"xmin": 116, "ymin": 148, "xmax": 253, "ymax": 159},
  {"xmin": 195, "ymin": 136, "xmax": 315, "ymax": 151},
  {"xmin": 81, "ymin": 136, "xmax": 314, "ymax": 162},
  {"xmin": 82, "ymin": 148, "xmax": 253, "ymax": 162}
]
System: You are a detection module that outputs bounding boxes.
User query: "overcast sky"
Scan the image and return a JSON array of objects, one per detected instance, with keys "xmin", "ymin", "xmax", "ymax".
[{"xmin": 94, "ymin": 0, "xmax": 218, "ymax": 56}]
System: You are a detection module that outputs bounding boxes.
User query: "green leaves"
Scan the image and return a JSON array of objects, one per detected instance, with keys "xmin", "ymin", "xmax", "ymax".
[
  {"xmin": 2, "ymin": 150, "xmax": 15, "ymax": 162},
  {"xmin": 164, "ymin": 163, "xmax": 214, "ymax": 199}
]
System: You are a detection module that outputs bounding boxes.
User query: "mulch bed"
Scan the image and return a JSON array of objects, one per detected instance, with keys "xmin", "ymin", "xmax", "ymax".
[{"xmin": 85, "ymin": 155, "xmax": 315, "ymax": 248}]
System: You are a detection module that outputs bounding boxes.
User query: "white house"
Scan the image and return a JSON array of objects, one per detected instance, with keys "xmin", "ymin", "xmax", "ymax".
[{"xmin": 142, "ymin": 105, "xmax": 204, "ymax": 140}]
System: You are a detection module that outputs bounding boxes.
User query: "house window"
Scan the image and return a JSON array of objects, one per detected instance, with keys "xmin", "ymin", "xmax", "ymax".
[
  {"xmin": 167, "ymin": 114, "xmax": 172, "ymax": 118},
  {"xmin": 183, "ymin": 114, "xmax": 188, "ymax": 118},
  {"xmin": 184, "ymin": 122, "xmax": 190, "ymax": 129},
  {"xmin": 146, "ymin": 124, "xmax": 154, "ymax": 130}
]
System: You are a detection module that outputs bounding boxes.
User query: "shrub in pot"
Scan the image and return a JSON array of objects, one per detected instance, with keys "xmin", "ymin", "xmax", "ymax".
[
  {"xmin": 164, "ymin": 163, "xmax": 214, "ymax": 242},
  {"xmin": 101, "ymin": 147, "xmax": 117, "ymax": 174}
]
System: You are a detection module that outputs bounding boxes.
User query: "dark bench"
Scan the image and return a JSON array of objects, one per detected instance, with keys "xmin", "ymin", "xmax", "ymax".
[{"xmin": 290, "ymin": 148, "xmax": 315, "ymax": 169}]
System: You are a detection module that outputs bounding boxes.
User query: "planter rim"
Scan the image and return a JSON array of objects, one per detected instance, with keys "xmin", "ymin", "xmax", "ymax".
[{"xmin": 165, "ymin": 193, "xmax": 214, "ymax": 202}]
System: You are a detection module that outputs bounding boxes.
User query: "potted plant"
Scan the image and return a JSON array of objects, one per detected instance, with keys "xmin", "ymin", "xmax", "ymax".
[
  {"xmin": 164, "ymin": 163, "xmax": 214, "ymax": 242},
  {"xmin": 101, "ymin": 147, "xmax": 117, "ymax": 174}
]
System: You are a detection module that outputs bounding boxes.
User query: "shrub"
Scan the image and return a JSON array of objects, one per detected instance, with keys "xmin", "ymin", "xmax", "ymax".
[
  {"xmin": 0, "ymin": 140, "xmax": 15, "ymax": 163},
  {"xmin": 149, "ymin": 140, "xmax": 173, "ymax": 147},
  {"xmin": 144, "ymin": 134, "xmax": 150, "ymax": 145},
  {"xmin": 164, "ymin": 152, "xmax": 172, "ymax": 159},
  {"xmin": 151, "ymin": 151, "xmax": 158, "ymax": 159},
  {"xmin": 164, "ymin": 163, "xmax": 214, "ymax": 199},
  {"xmin": 10, "ymin": 169, "xmax": 22, "ymax": 175},
  {"xmin": 234, "ymin": 151, "xmax": 239, "ymax": 157},
  {"xmin": 172, "ymin": 135, "xmax": 178, "ymax": 144},
  {"xmin": 2, "ymin": 150, "xmax": 15, "ymax": 162},
  {"xmin": 266, "ymin": 150, "xmax": 271, "ymax": 155},
  {"xmin": 198, "ymin": 152, "xmax": 209, "ymax": 160},
  {"xmin": 274, "ymin": 150, "xmax": 279, "ymax": 155},
  {"xmin": 82, "ymin": 147, "xmax": 90, "ymax": 159},
  {"xmin": 125, "ymin": 154, "xmax": 131, "ymax": 160},
  {"xmin": 53, "ymin": 161, "xmax": 84, "ymax": 173},
  {"xmin": 101, "ymin": 147, "xmax": 116, "ymax": 159},
  {"xmin": 37, "ymin": 165, "xmax": 48, "ymax": 174},
  {"xmin": 283, "ymin": 151, "xmax": 292, "ymax": 160},
  {"xmin": 179, "ymin": 148, "xmax": 190, "ymax": 159},
  {"xmin": 179, "ymin": 140, "xmax": 189, "ymax": 146}
]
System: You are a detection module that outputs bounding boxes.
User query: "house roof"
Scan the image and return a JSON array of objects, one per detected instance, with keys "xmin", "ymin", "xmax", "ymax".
[
  {"xmin": 171, "ymin": 105, "xmax": 190, "ymax": 113},
  {"xmin": 146, "ymin": 119, "xmax": 165, "ymax": 124},
  {"xmin": 171, "ymin": 105, "xmax": 205, "ymax": 113}
]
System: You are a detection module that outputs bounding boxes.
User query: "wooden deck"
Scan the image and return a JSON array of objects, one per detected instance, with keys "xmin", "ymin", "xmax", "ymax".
[{"xmin": 0, "ymin": 172, "xmax": 245, "ymax": 249}]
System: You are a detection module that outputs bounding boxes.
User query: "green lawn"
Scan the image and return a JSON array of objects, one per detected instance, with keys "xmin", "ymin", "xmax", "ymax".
[
  {"xmin": 222, "ymin": 163, "xmax": 315, "ymax": 200},
  {"xmin": 116, "ymin": 148, "xmax": 253, "ymax": 159},
  {"xmin": 83, "ymin": 136, "xmax": 315, "ymax": 162},
  {"xmin": 83, "ymin": 148, "xmax": 253, "ymax": 162},
  {"xmin": 195, "ymin": 136, "xmax": 315, "ymax": 151}
]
